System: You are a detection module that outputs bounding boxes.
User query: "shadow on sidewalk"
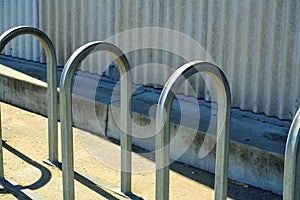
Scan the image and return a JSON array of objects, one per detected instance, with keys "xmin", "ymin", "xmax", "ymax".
[{"xmin": 0, "ymin": 142, "xmax": 52, "ymax": 199}]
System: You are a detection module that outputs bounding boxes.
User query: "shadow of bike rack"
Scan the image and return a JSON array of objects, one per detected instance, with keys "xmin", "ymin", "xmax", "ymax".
[
  {"xmin": 59, "ymin": 41, "xmax": 132, "ymax": 199},
  {"xmin": 0, "ymin": 142, "xmax": 52, "ymax": 199},
  {"xmin": 0, "ymin": 26, "xmax": 58, "ymax": 198},
  {"xmin": 155, "ymin": 61, "xmax": 231, "ymax": 200},
  {"xmin": 283, "ymin": 108, "xmax": 300, "ymax": 200}
]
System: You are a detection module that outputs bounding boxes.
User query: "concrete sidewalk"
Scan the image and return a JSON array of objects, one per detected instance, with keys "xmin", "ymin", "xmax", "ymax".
[{"xmin": 0, "ymin": 102, "xmax": 281, "ymax": 199}]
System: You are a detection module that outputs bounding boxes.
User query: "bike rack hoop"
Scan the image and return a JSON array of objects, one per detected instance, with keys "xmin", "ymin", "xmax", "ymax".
[
  {"xmin": 0, "ymin": 26, "xmax": 58, "ymax": 198},
  {"xmin": 59, "ymin": 41, "xmax": 132, "ymax": 200},
  {"xmin": 283, "ymin": 108, "xmax": 300, "ymax": 200},
  {"xmin": 155, "ymin": 61, "xmax": 231, "ymax": 200}
]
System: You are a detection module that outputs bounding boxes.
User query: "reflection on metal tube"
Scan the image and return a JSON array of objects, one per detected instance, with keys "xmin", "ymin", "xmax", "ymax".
[
  {"xmin": 59, "ymin": 41, "xmax": 132, "ymax": 200},
  {"xmin": 155, "ymin": 61, "xmax": 231, "ymax": 200}
]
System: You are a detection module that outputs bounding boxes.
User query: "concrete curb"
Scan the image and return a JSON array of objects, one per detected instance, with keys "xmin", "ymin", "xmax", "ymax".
[{"xmin": 0, "ymin": 55, "xmax": 290, "ymax": 194}]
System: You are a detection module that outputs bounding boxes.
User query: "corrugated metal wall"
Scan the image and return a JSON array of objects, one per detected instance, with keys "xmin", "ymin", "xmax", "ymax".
[{"xmin": 0, "ymin": 0, "xmax": 299, "ymax": 120}]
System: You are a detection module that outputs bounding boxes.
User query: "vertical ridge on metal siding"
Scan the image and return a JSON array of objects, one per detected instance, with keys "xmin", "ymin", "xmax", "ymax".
[
  {"xmin": 16, "ymin": 0, "xmax": 24, "ymax": 59},
  {"xmin": 279, "ymin": 0, "xmax": 297, "ymax": 119},
  {"xmin": 38, "ymin": 0, "xmax": 46, "ymax": 63},
  {"xmin": 90, "ymin": 0, "xmax": 98, "ymax": 74},
  {"xmin": 55, "ymin": 0, "xmax": 64, "ymax": 64},
  {"xmin": 227, "ymin": 1, "xmax": 239, "ymax": 107},
  {"xmin": 251, "ymin": 0, "xmax": 264, "ymax": 113},
  {"xmin": 64, "ymin": 0, "xmax": 72, "ymax": 66},
  {"xmin": 24, "ymin": 1, "xmax": 32, "ymax": 61},
  {"xmin": 140, "ymin": 1, "xmax": 152, "ymax": 84},
  {"xmin": 292, "ymin": 0, "xmax": 300, "ymax": 117},
  {"xmin": 162, "ymin": 0, "xmax": 171, "ymax": 84},
  {"xmin": 32, "ymin": 0, "xmax": 39, "ymax": 62},
  {"xmin": 204, "ymin": 0, "xmax": 221, "ymax": 101},
  {"xmin": 193, "ymin": 0, "xmax": 208, "ymax": 97},
  {"xmin": 0, "ymin": 1, "xmax": 3, "ymax": 35},
  {"xmin": 9, "ymin": 0, "xmax": 18, "ymax": 58},
  {"xmin": 238, "ymin": 0, "xmax": 250, "ymax": 109},
  {"xmin": 87, "ymin": 0, "xmax": 96, "ymax": 73},
  {"xmin": 274, "ymin": 1, "xmax": 284, "ymax": 117},
  {"xmin": 1, "ymin": 0, "xmax": 299, "ymax": 120},
  {"xmin": 182, "ymin": 0, "xmax": 197, "ymax": 97},
  {"xmin": 132, "ymin": 0, "xmax": 142, "ymax": 81}
]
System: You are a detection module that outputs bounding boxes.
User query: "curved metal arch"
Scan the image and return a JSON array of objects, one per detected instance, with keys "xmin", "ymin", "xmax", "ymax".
[
  {"xmin": 59, "ymin": 41, "xmax": 132, "ymax": 200},
  {"xmin": 155, "ymin": 61, "xmax": 231, "ymax": 200},
  {"xmin": 283, "ymin": 108, "xmax": 300, "ymax": 200},
  {"xmin": 0, "ymin": 26, "xmax": 58, "ymax": 173}
]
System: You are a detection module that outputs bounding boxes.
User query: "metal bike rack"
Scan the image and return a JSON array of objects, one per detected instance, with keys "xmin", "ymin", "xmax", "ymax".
[
  {"xmin": 0, "ymin": 26, "xmax": 58, "ymax": 198},
  {"xmin": 155, "ymin": 61, "xmax": 231, "ymax": 200},
  {"xmin": 60, "ymin": 41, "xmax": 132, "ymax": 200},
  {"xmin": 283, "ymin": 108, "xmax": 300, "ymax": 200}
]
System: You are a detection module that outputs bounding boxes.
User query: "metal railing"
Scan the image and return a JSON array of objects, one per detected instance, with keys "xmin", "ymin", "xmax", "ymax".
[
  {"xmin": 283, "ymin": 108, "xmax": 300, "ymax": 200},
  {"xmin": 155, "ymin": 61, "xmax": 231, "ymax": 200},
  {"xmin": 59, "ymin": 41, "xmax": 132, "ymax": 200},
  {"xmin": 0, "ymin": 26, "xmax": 58, "ymax": 170}
]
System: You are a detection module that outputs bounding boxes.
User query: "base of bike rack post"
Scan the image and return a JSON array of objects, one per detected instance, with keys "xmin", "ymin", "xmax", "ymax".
[
  {"xmin": 75, "ymin": 171, "xmax": 143, "ymax": 199},
  {"xmin": 0, "ymin": 178, "xmax": 47, "ymax": 200},
  {"xmin": 42, "ymin": 159, "xmax": 61, "ymax": 168},
  {"xmin": 41, "ymin": 163, "xmax": 140, "ymax": 199},
  {"xmin": 74, "ymin": 169, "xmax": 135, "ymax": 199}
]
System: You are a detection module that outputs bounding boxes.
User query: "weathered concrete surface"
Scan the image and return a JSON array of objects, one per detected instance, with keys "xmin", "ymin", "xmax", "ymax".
[{"xmin": 0, "ymin": 55, "xmax": 291, "ymax": 195}]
